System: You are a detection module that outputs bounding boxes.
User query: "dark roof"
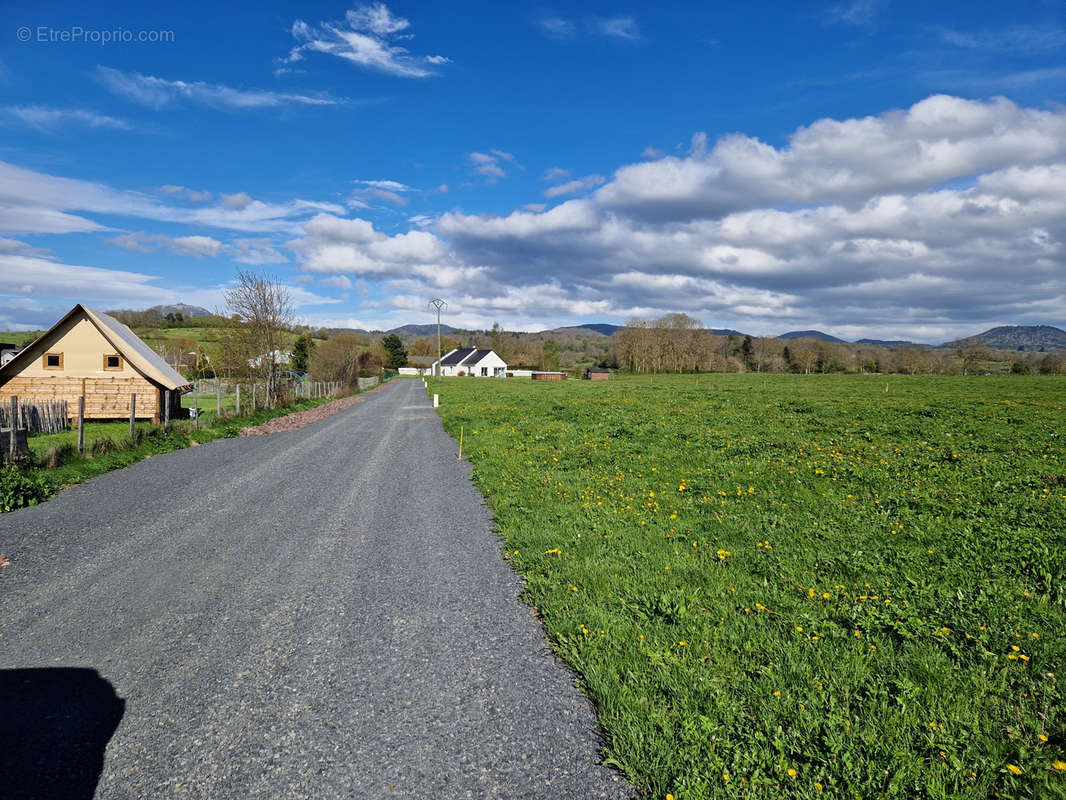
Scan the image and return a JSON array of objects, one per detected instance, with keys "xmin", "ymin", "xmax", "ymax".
[
  {"xmin": 440, "ymin": 347, "xmax": 476, "ymax": 366},
  {"xmin": 586, "ymin": 368, "xmax": 610, "ymax": 373},
  {"xmin": 464, "ymin": 349, "xmax": 495, "ymax": 366}
]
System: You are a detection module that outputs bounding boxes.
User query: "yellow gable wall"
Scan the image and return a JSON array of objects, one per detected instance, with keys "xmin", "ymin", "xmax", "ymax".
[{"xmin": 18, "ymin": 316, "xmax": 133, "ymax": 378}]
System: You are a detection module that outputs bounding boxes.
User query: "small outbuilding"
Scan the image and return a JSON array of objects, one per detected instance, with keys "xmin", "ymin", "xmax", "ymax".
[
  {"xmin": 0, "ymin": 304, "xmax": 191, "ymax": 422},
  {"xmin": 531, "ymin": 371, "xmax": 567, "ymax": 381},
  {"xmin": 585, "ymin": 368, "xmax": 611, "ymax": 380}
]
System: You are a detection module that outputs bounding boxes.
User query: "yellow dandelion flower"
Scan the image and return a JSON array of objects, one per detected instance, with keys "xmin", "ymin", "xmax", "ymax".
[
  {"xmin": 1007, "ymin": 764, "xmax": 1022, "ymax": 775},
  {"xmin": 1039, "ymin": 733, "xmax": 1048, "ymax": 742},
  {"xmin": 1012, "ymin": 645, "xmax": 1020, "ymax": 652},
  {"xmin": 773, "ymin": 690, "xmax": 781, "ymax": 697},
  {"xmin": 796, "ymin": 626, "xmax": 803, "ymax": 632},
  {"xmin": 723, "ymin": 772, "xmax": 730, "ymax": 782},
  {"xmin": 1052, "ymin": 761, "xmax": 1066, "ymax": 771},
  {"xmin": 787, "ymin": 768, "xmax": 797, "ymax": 778},
  {"xmin": 679, "ymin": 640, "xmax": 687, "ymax": 647},
  {"xmin": 822, "ymin": 592, "xmax": 831, "ymax": 599}
]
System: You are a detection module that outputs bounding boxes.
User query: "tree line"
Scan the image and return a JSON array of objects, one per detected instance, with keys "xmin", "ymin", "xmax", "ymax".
[{"xmin": 608, "ymin": 314, "xmax": 1065, "ymax": 376}]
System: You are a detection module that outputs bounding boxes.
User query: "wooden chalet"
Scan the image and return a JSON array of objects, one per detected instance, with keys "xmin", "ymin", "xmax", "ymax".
[{"xmin": 0, "ymin": 305, "xmax": 191, "ymax": 423}]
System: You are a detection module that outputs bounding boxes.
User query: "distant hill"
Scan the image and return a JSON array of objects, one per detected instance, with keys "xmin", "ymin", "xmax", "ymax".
[
  {"xmin": 855, "ymin": 339, "xmax": 918, "ymax": 347},
  {"xmin": 778, "ymin": 330, "xmax": 847, "ymax": 343},
  {"xmin": 550, "ymin": 323, "xmax": 622, "ymax": 337},
  {"xmin": 944, "ymin": 325, "xmax": 1066, "ymax": 352},
  {"xmin": 149, "ymin": 303, "xmax": 212, "ymax": 318},
  {"xmin": 710, "ymin": 328, "xmax": 751, "ymax": 338},
  {"xmin": 387, "ymin": 323, "xmax": 463, "ymax": 337}
]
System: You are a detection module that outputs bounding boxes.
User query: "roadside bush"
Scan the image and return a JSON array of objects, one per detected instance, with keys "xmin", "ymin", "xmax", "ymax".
[{"xmin": 0, "ymin": 466, "xmax": 55, "ymax": 512}]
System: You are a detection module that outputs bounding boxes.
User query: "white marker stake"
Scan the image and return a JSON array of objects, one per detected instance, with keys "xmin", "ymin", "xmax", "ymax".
[{"xmin": 433, "ymin": 394, "xmax": 439, "ymax": 408}]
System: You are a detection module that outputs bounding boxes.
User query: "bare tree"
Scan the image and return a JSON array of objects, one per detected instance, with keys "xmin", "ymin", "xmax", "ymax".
[{"xmin": 221, "ymin": 270, "xmax": 294, "ymax": 405}]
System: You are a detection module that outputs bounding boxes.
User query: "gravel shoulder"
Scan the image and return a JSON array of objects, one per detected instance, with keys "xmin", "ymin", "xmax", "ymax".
[{"xmin": 0, "ymin": 378, "xmax": 633, "ymax": 800}]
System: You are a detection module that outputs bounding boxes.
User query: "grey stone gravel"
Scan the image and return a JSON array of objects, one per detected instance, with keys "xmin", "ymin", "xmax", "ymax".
[{"xmin": 0, "ymin": 378, "xmax": 635, "ymax": 799}]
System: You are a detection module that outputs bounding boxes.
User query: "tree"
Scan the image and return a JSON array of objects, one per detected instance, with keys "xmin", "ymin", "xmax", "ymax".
[
  {"xmin": 310, "ymin": 333, "xmax": 361, "ymax": 386},
  {"xmin": 489, "ymin": 322, "xmax": 509, "ymax": 360},
  {"xmin": 381, "ymin": 334, "xmax": 408, "ymax": 369},
  {"xmin": 291, "ymin": 334, "xmax": 316, "ymax": 373},
  {"xmin": 220, "ymin": 269, "xmax": 294, "ymax": 405}
]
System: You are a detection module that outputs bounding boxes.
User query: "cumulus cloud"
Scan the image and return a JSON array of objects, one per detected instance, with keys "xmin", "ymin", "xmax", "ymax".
[
  {"xmin": 596, "ymin": 95, "xmax": 1066, "ymax": 221},
  {"xmin": 281, "ymin": 2, "xmax": 448, "ymax": 78},
  {"xmin": 0, "ymin": 105, "xmax": 130, "ymax": 132},
  {"xmin": 277, "ymin": 94, "xmax": 1066, "ymax": 339},
  {"xmin": 96, "ymin": 66, "xmax": 343, "ymax": 110}
]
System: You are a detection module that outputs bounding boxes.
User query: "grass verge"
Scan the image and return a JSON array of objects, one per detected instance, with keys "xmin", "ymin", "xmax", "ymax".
[
  {"xmin": 433, "ymin": 374, "xmax": 1066, "ymax": 799},
  {"xmin": 2, "ymin": 393, "xmax": 351, "ymax": 513}
]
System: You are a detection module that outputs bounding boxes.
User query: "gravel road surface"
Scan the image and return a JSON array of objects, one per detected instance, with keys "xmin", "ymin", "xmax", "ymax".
[{"xmin": 0, "ymin": 378, "xmax": 634, "ymax": 800}]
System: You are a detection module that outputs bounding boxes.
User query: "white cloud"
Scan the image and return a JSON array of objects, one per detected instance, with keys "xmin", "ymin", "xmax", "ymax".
[
  {"xmin": 538, "ymin": 15, "xmax": 640, "ymax": 41},
  {"xmin": 222, "ymin": 192, "xmax": 253, "ymax": 210},
  {"xmin": 109, "ymin": 232, "xmax": 224, "ymax": 258},
  {"xmin": 0, "ymin": 106, "xmax": 130, "ymax": 132},
  {"xmin": 468, "ymin": 150, "xmax": 522, "ymax": 181},
  {"xmin": 320, "ymin": 275, "xmax": 353, "ymax": 289},
  {"xmin": 160, "ymin": 185, "xmax": 213, "ymax": 203},
  {"xmin": 0, "ymin": 160, "xmax": 345, "ymax": 235},
  {"xmin": 280, "ymin": 95, "xmax": 1066, "ymax": 338},
  {"xmin": 825, "ymin": 0, "xmax": 883, "ymax": 28},
  {"xmin": 282, "ymin": 3, "xmax": 447, "ymax": 78},
  {"xmin": 937, "ymin": 25, "xmax": 1066, "ymax": 52},
  {"xmin": 537, "ymin": 17, "xmax": 576, "ymax": 39},
  {"xmin": 96, "ymin": 66, "xmax": 343, "ymax": 110},
  {"xmin": 230, "ymin": 238, "xmax": 287, "ymax": 265},
  {"xmin": 596, "ymin": 95, "xmax": 1066, "ymax": 221},
  {"xmin": 591, "ymin": 17, "xmax": 640, "ymax": 41},
  {"xmin": 541, "ymin": 166, "xmax": 571, "ymax": 181},
  {"xmin": 544, "ymin": 174, "xmax": 606, "ymax": 198}
]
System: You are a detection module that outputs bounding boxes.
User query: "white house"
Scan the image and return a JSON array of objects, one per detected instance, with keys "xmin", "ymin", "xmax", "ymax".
[{"xmin": 431, "ymin": 347, "xmax": 508, "ymax": 377}]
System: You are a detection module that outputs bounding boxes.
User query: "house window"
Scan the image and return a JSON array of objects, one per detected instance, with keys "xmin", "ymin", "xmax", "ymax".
[
  {"xmin": 43, "ymin": 352, "xmax": 63, "ymax": 369},
  {"xmin": 481, "ymin": 367, "xmax": 488, "ymax": 376},
  {"xmin": 104, "ymin": 354, "xmax": 123, "ymax": 370}
]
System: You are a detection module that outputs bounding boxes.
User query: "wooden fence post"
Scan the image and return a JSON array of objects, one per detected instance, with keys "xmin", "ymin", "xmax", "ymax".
[
  {"xmin": 8, "ymin": 396, "xmax": 16, "ymax": 460},
  {"xmin": 130, "ymin": 394, "xmax": 136, "ymax": 441},
  {"xmin": 77, "ymin": 396, "xmax": 85, "ymax": 454},
  {"xmin": 192, "ymin": 384, "xmax": 198, "ymax": 430},
  {"xmin": 164, "ymin": 390, "xmax": 171, "ymax": 431},
  {"xmin": 217, "ymin": 379, "xmax": 222, "ymax": 418},
  {"xmin": 236, "ymin": 385, "xmax": 241, "ymax": 416},
  {"xmin": 252, "ymin": 383, "xmax": 257, "ymax": 412}
]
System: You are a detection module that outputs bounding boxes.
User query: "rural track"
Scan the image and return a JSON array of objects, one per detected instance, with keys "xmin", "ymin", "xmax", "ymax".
[{"xmin": 0, "ymin": 378, "xmax": 633, "ymax": 800}]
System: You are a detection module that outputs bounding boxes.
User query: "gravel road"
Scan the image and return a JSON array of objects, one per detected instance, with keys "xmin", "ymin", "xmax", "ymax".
[{"xmin": 0, "ymin": 378, "xmax": 634, "ymax": 800}]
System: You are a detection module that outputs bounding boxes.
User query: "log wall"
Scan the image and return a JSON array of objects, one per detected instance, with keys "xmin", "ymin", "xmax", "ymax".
[{"xmin": 0, "ymin": 376, "xmax": 160, "ymax": 420}]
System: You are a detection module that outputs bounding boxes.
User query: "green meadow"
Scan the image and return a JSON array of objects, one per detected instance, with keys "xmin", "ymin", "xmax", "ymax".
[{"xmin": 433, "ymin": 374, "xmax": 1066, "ymax": 799}]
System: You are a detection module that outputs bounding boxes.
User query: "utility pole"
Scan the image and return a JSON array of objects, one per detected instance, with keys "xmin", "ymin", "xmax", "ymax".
[{"xmin": 429, "ymin": 298, "xmax": 447, "ymax": 379}]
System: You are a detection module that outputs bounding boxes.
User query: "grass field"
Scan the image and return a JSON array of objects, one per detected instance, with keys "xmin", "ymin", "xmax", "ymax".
[{"xmin": 432, "ymin": 374, "xmax": 1066, "ymax": 799}]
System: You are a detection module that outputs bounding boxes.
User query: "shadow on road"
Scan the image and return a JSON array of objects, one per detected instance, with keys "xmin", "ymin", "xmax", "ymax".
[{"xmin": 0, "ymin": 667, "xmax": 125, "ymax": 800}]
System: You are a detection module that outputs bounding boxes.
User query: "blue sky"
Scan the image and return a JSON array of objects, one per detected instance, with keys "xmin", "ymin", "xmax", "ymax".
[{"xmin": 2, "ymin": 0, "xmax": 1065, "ymax": 341}]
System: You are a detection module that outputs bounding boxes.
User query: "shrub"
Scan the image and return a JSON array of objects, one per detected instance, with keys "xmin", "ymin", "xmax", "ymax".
[{"xmin": 0, "ymin": 466, "xmax": 55, "ymax": 512}]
